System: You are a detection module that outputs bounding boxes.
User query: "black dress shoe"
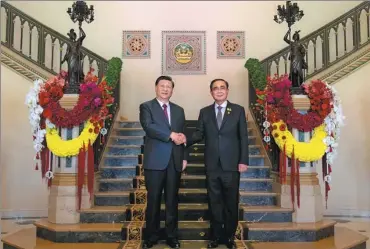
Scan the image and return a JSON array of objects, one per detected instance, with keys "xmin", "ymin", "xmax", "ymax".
[
  {"xmin": 142, "ymin": 240, "xmax": 157, "ymax": 249},
  {"xmin": 225, "ymin": 239, "xmax": 237, "ymax": 249},
  {"xmin": 207, "ymin": 238, "xmax": 220, "ymax": 248},
  {"xmin": 166, "ymin": 238, "xmax": 180, "ymax": 248}
]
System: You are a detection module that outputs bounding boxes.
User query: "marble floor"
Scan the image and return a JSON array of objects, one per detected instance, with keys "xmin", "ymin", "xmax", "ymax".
[{"xmin": 0, "ymin": 217, "xmax": 369, "ymax": 249}]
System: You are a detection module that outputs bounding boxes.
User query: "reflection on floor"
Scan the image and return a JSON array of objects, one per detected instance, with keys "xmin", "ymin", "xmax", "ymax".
[{"xmin": 1, "ymin": 217, "xmax": 369, "ymax": 249}]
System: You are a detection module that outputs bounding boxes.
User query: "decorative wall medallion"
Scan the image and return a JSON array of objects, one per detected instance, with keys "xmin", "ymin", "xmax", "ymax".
[
  {"xmin": 217, "ymin": 31, "xmax": 245, "ymax": 58},
  {"xmin": 122, "ymin": 30, "xmax": 150, "ymax": 58},
  {"xmin": 162, "ymin": 31, "xmax": 206, "ymax": 75}
]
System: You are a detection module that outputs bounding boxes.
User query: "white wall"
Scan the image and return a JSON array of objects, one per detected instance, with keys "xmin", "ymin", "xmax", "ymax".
[
  {"xmin": 8, "ymin": 1, "xmax": 361, "ymax": 119},
  {"xmin": 1, "ymin": 65, "xmax": 49, "ymax": 217},
  {"xmin": 320, "ymin": 62, "xmax": 370, "ymax": 217}
]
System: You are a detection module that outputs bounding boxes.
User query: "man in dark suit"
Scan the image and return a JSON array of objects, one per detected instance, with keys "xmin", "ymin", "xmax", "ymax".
[
  {"xmin": 139, "ymin": 76, "xmax": 187, "ymax": 249},
  {"xmin": 187, "ymin": 79, "xmax": 249, "ymax": 249}
]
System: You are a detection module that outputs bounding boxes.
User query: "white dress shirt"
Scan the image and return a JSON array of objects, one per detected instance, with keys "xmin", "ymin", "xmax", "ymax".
[{"xmin": 214, "ymin": 101, "xmax": 227, "ymax": 119}]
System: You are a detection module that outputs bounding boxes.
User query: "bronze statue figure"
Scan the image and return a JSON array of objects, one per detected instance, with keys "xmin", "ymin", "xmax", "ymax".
[
  {"xmin": 61, "ymin": 27, "xmax": 86, "ymax": 92},
  {"xmin": 284, "ymin": 29, "xmax": 308, "ymax": 88}
]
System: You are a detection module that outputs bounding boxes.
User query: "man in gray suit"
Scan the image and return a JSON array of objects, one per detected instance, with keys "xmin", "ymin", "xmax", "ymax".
[
  {"xmin": 186, "ymin": 79, "xmax": 249, "ymax": 249},
  {"xmin": 139, "ymin": 76, "xmax": 187, "ymax": 249}
]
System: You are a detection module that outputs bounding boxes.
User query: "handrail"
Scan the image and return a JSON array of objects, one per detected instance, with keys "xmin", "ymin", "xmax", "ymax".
[{"xmin": 1, "ymin": 1, "xmax": 108, "ymax": 82}]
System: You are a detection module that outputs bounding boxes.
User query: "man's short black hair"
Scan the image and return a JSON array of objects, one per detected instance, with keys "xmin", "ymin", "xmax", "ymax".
[
  {"xmin": 155, "ymin": 76, "xmax": 175, "ymax": 88},
  {"xmin": 210, "ymin": 78, "xmax": 229, "ymax": 90}
]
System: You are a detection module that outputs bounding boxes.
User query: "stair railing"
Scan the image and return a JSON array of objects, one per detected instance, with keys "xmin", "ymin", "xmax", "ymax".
[
  {"xmin": 1, "ymin": 1, "xmax": 121, "ymax": 171},
  {"xmin": 249, "ymin": 1, "xmax": 370, "ymax": 172}
]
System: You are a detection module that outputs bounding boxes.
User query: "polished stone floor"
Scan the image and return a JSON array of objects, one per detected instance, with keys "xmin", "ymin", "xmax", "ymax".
[{"xmin": 1, "ymin": 217, "xmax": 369, "ymax": 249}]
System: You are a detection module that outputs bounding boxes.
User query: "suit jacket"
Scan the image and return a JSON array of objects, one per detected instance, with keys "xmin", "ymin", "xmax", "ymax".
[
  {"xmin": 139, "ymin": 98, "xmax": 187, "ymax": 172},
  {"xmin": 188, "ymin": 101, "xmax": 249, "ymax": 171}
]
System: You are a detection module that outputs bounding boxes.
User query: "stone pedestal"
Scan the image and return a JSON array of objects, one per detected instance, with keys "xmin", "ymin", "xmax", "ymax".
[
  {"xmin": 47, "ymin": 94, "xmax": 92, "ymax": 224},
  {"xmin": 278, "ymin": 95, "xmax": 324, "ymax": 223}
]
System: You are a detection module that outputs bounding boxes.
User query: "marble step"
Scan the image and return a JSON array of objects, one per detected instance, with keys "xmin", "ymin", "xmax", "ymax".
[
  {"xmin": 246, "ymin": 220, "xmax": 336, "ymax": 242},
  {"xmin": 109, "ymin": 135, "xmax": 144, "ymax": 146},
  {"xmin": 80, "ymin": 204, "xmax": 292, "ymax": 223},
  {"xmin": 3, "ymin": 226, "xmax": 367, "ymax": 249},
  {"xmin": 32, "ymin": 219, "xmax": 338, "ymax": 243},
  {"xmin": 103, "ymin": 155, "xmax": 139, "ymax": 167},
  {"xmin": 184, "ymin": 164, "xmax": 270, "ymax": 178},
  {"xmin": 114, "ymin": 128, "xmax": 145, "ymax": 136},
  {"xmin": 188, "ymin": 143, "xmax": 258, "ymax": 154},
  {"xmin": 116, "ymin": 121, "xmax": 142, "ymax": 128},
  {"xmin": 98, "ymin": 176, "xmax": 272, "ymax": 191},
  {"xmin": 106, "ymin": 145, "xmax": 142, "ymax": 156},
  {"xmin": 80, "ymin": 204, "xmax": 241, "ymax": 223},
  {"xmin": 34, "ymin": 219, "xmax": 123, "ymax": 243},
  {"xmin": 94, "ymin": 189, "xmax": 277, "ymax": 206},
  {"xmin": 100, "ymin": 166, "xmax": 136, "ymax": 179},
  {"xmin": 34, "ymin": 219, "xmax": 250, "ymax": 242},
  {"xmin": 188, "ymin": 154, "xmax": 265, "ymax": 165},
  {"xmin": 80, "ymin": 206, "xmax": 128, "ymax": 223},
  {"xmin": 242, "ymin": 205, "xmax": 293, "ymax": 223}
]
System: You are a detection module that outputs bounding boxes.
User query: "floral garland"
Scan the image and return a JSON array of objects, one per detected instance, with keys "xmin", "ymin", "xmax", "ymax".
[
  {"xmin": 26, "ymin": 69, "xmax": 113, "ymax": 161},
  {"xmin": 265, "ymin": 75, "xmax": 333, "ymax": 132},
  {"xmin": 259, "ymin": 75, "xmax": 345, "ymax": 209},
  {"xmin": 26, "ymin": 57, "xmax": 122, "ymax": 211}
]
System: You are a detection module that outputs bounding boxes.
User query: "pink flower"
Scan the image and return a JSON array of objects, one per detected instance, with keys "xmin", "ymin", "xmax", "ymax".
[{"xmin": 93, "ymin": 98, "xmax": 102, "ymax": 107}]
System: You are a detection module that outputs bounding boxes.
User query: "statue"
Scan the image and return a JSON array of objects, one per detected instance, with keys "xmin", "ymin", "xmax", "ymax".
[
  {"xmin": 61, "ymin": 27, "xmax": 86, "ymax": 93},
  {"xmin": 284, "ymin": 29, "xmax": 308, "ymax": 90}
]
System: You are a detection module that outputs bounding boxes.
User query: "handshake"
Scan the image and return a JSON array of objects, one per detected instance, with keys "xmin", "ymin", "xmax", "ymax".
[{"xmin": 170, "ymin": 132, "xmax": 186, "ymax": 145}]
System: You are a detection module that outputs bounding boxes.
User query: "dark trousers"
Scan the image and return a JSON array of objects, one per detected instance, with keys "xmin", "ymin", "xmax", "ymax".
[
  {"xmin": 144, "ymin": 155, "xmax": 181, "ymax": 242},
  {"xmin": 207, "ymin": 162, "xmax": 240, "ymax": 240}
]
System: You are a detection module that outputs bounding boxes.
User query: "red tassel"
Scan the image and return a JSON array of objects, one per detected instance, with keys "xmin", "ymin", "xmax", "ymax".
[
  {"xmin": 322, "ymin": 154, "xmax": 329, "ymax": 209},
  {"xmin": 87, "ymin": 140, "xmax": 95, "ymax": 200},
  {"xmin": 36, "ymin": 153, "xmax": 40, "ymax": 160},
  {"xmin": 46, "ymin": 150, "xmax": 50, "ymax": 186},
  {"xmin": 35, "ymin": 163, "xmax": 39, "ymax": 170},
  {"xmin": 279, "ymin": 150, "xmax": 283, "ymax": 184},
  {"xmin": 290, "ymin": 146, "xmax": 295, "ymax": 209},
  {"xmin": 283, "ymin": 144, "xmax": 287, "ymax": 183},
  {"xmin": 77, "ymin": 143, "xmax": 86, "ymax": 210},
  {"xmin": 296, "ymin": 158, "xmax": 300, "ymax": 208}
]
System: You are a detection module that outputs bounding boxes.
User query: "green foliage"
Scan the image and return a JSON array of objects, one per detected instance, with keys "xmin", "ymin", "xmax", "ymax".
[
  {"xmin": 244, "ymin": 58, "xmax": 267, "ymax": 90},
  {"xmin": 105, "ymin": 57, "xmax": 123, "ymax": 89}
]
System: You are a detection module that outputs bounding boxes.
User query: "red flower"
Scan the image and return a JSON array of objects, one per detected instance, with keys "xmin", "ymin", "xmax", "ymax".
[{"xmin": 264, "ymin": 76, "xmax": 333, "ymax": 132}]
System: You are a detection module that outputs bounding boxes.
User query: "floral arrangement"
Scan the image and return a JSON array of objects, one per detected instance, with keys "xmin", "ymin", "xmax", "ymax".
[
  {"xmin": 257, "ymin": 74, "xmax": 344, "ymax": 208},
  {"xmin": 25, "ymin": 57, "xmax": 122, "ymax": 209}
]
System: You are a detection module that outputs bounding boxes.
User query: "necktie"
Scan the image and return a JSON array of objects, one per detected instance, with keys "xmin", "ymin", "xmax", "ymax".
[
  {"xmin": 217, "ymin": 105, "xmax": 223, "ymax": 129},
  {"xmin": 163, "ymin": 104, "xmax": 169, "ymax": 122}
]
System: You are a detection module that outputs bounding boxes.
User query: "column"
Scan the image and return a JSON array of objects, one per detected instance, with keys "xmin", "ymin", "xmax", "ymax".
[
  {"xmin": 278, "ymin": 95, "xmax": 324, "ymax": 223},
  {"xmin": 47, "ymin": 94, "xmax": 93, "ymax": 224}
]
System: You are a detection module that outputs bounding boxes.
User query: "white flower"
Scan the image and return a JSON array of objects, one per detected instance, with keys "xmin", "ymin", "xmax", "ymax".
[
  {"xmin": 322, "ymin": 81, "xmax": 344, "ymax": 170},
  {"xmin": 25, "ymin": 79, "xmax": 47, "ymax": 156}
]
